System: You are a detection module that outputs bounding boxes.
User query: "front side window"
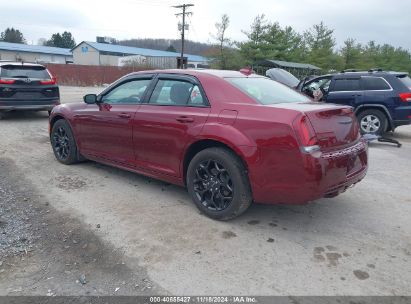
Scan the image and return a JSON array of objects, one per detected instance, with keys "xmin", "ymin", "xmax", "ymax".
[
  {"xmin": 227, "ymin": 77, "xmax": 310, "ymax": 105},
  {"xmin": 362, "ymin": 77, "xmax": 391, "ymax": 90},
  {"xmin": 332, "ymin": 79, "xmax": 360, "ymax": 92},
  {"xmin": 149, "ymin": 79, "xmax": 206, "ymax": 106},
  {"xmin": 102, "ymin": 79, "xmax": 151, "ymax": 104}
]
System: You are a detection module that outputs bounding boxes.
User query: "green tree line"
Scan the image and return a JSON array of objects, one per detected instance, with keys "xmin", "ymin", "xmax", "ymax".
[{"xmin": 211, "ymin": 14, "xmax": 411, "ymax": 74}]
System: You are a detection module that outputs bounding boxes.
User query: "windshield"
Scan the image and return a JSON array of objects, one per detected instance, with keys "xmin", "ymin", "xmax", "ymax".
[
  {"xmin": 227, "ymin": 77, "xmax": 310, "ymax": 105},
  {"xmin": 397, "ymin": 75, "xmax": 411, "ymax": 90},
  {"xmin": 0, "ymin": 65, "xmax": 50, "ymax": 79}
]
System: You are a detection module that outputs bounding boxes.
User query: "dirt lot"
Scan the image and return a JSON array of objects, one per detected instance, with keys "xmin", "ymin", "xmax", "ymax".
[{"xmin": 0, "ymin": 86, "xmax": 410, "ymax": 296}]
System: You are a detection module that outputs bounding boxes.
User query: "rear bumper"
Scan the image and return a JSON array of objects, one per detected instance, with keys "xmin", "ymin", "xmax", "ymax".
[
  {"xmin": 0, "ymin": 99, "xmax": 60, "ymax": 111},
  {"xmin": 251, "ymin": 139, "xmax": 368, "ymax": 204}
]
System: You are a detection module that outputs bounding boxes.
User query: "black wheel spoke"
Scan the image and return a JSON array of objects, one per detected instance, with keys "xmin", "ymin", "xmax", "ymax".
[{"xmin": 192, "ymin": 159, "xmax": 234, "ymax": 212}]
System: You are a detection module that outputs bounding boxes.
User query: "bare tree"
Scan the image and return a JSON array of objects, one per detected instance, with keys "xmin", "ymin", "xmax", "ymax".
[{"xmin": 212, "ymin": 14, "xmax": 231, "ymax": 69}]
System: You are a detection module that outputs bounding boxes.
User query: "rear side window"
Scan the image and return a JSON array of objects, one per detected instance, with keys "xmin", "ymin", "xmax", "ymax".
[
  {"xmin": 226, "ymin": 77, "xmax": 309, "ymax": 105},
  {"xmin": 149, "ymin": 79, "xmax": 206, "ymax": 106},
  {"xmin": 397, "ymin": 75, "xmax": 411, "ymax": 90},
  {"xmin": 0, "ymin": 65, "xmax": 50, "ymax": 79},
  {"xmin": 362, "ymin": 77, "xmax": 391, "ymax": 90},
  {"xmin": 333, "ymin": 79, "xmax": 360, "ymax": 91}
]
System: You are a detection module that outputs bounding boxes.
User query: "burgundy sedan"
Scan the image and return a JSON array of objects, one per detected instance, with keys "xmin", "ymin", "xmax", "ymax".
[{"xmin": 49, "ymin": 69, "xmax": 368, "ymax": 220}]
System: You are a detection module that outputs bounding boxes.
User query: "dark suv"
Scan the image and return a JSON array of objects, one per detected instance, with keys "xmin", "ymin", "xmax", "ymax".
[
  {"xmin": 298, "ymin": 70, "xmax": 411, "ymax": 134},
  {"xmin": 0, "ymin": 62, "xmax": 60, "ymax": 118}
]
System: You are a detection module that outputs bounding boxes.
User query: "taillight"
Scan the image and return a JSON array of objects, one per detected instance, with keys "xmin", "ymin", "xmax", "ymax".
[
  {"xmin": 293, "ymin": 115, "xmax": 320, "ymax": 153},
  {"xmin": 0, "ymin": 79, "xmax": 16, "ymax": 84},
  {"xmin": 399, "ymin": 93, "xmax": 411, "ymax": 102},
  {"xmin": 40, "ymin": 76, "xmax": 57, "ymax": 85}
]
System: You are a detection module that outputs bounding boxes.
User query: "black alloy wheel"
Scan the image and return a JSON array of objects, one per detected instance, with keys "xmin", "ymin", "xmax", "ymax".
[
  {"xmin": 53, "ymin": 125, "xmax": 70, "ymax": 160},
  {"xmin": 51, "ymin": 120, "xmax": 81, "ymax": 165},
  {"xmin": 187, "ymin": 147, "xmax": 252, "ymax": 220},
  {"xmin": 193, "ymin": 159, "xmax": 234, "ymax": 211}
]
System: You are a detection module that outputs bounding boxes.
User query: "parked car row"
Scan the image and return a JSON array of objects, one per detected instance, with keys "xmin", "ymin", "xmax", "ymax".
[{"xmin": 8, "ymin": 61, "xmax": 403, "ymax": 219}]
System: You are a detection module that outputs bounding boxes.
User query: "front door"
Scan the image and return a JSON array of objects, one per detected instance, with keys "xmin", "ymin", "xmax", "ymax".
[
  {"xmin": 75, "ymin": 77, "xmax": 152, "ymax": 164},
  {"xmin": 132, "ymin": 76, "xmax": 211, "ymax": 177},
  {"xmin": 326, "ymin": 77, "xmax": 362, "ymax": 107}
]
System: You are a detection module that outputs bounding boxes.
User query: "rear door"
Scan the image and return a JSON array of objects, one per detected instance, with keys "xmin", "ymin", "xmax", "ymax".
[
  {"xmin": 75, "ymin": 76, "xmax": 153, "ymax": 164},
  {"xmin": 360, "ymin": 76, "xmax": 393, "ymax": 108},
  {"xmin": 326, "ymin": 77, "xmax": 362, "ymax": 107},
  {"xmin": 132, "ymin": 74, "xmax": 211, "ymax": 177}
]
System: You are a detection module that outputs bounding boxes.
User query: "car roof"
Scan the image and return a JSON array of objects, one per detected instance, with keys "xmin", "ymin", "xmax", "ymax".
[
  {"xmin": 0, "ymin": 61, "xmax": 46, "ymax": 68},
  {"xmin": 128, "ymin": 69, "xmax": 264, "ymax": 79}
]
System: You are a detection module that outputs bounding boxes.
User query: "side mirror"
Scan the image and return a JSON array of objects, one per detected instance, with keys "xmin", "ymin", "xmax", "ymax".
[{"xmin": 84, "ymin": 94, "xmax": 98, "ymax": 104}]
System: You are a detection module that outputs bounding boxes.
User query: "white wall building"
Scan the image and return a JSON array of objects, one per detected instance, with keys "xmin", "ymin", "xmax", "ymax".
[{"xmin": 72, "ymin": 41, "xmax": 209, "ymax": 69}]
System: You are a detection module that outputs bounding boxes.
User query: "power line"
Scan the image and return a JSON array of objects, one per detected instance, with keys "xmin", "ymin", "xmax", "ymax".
[{"xmin": 172, "ymin": 4, "xmax": 194, "ymax": 68}]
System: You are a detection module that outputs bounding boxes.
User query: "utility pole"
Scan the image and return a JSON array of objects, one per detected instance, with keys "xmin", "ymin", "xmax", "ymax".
[{"xmin": 173, "ymin": 4, "xmax": 194, "ymax": 69}]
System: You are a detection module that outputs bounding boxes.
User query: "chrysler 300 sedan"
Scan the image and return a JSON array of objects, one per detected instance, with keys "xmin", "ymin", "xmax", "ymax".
[{"xmin": 49, "ymin": 69, "xmax": 368, "ymax": 220}]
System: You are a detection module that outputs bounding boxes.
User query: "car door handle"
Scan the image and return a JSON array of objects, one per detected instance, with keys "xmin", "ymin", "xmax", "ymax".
[
  {"xmin": 176, "ymin": 116, "xmax": 194, "ymax": 123},
  {"xmin": 118, "ymin": 113, "xmax": 131, "ymax": 119}
]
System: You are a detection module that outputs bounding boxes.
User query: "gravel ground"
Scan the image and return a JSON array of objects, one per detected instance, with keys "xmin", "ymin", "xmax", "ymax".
[
  {"xmin": 0, "ymin": 158, "xmax": 163, "ymax": 296},
  {"xmin": 0, "ymin": 86, "xmax": 410, "ymax": 296}
]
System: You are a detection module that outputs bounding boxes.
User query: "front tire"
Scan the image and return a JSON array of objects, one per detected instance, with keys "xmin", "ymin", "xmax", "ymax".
[
  {"xmin": 357, "ymin": 109, "xmax": 387, "ymax": 135},
  {"xmin": 187, "ymin": 147, "xmax": 252, "ymax": 220},
  {"xmin": 51, "ymin": 120, "xmax": 80, "ymax": 165}
]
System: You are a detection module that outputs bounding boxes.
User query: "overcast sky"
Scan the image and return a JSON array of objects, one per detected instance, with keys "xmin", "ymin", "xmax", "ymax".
[{"xmin": 1, "ymin": 0, "xmax": 410, "ymax": 51}]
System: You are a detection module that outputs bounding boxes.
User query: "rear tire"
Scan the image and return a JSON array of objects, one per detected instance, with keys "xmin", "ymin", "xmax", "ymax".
[
  {"xmin": 0, "ymin": 112, "xmax": 4, "ymax": 120},
  {"xmin": 50, "ymin": 120, "xmax": 80, "ymax": 165},
  {"xmin": 187, "ymin": 147, "xmax": 252, "ymax": 220},
  {"xmin": 357, "ymin": 109, "xmax": 387, "ymax": 135}
]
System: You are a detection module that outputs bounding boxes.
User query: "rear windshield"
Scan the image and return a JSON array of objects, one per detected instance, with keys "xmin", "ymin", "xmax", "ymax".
[
  {"xmin": 397, "ymin": 75, "xmax": 411, "ymax": 90},
  {"xmin": 0, "ymin": 65, "xmax": 50, "ymax": 79},
  {"xmin": 226, "ymin": 77, "xmax": 310, "ymax": 104}
]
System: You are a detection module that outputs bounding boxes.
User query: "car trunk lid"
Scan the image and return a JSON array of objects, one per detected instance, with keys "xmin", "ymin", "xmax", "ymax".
[{"xmin": 276, "ymin": 102, "xmax": 360, "ymax": 149}]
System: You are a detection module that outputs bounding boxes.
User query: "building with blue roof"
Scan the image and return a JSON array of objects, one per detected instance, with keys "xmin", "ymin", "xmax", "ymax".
[
  {"xmin": 0, "ymin": 40, "xmax": 209, "ymax": 69},
  {"xmin": 0, "ymin": 41, "xmax": 73, "ymax": 63},
  {"xmin": 72, "ymin": 41, "xmax": 209, "ymax": 69}
]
